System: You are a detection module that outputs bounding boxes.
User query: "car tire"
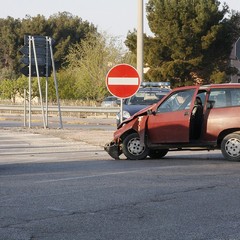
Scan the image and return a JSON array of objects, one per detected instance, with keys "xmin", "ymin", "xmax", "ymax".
[
  {"xmin": 221, "ymin": 133, "xmax": 240, "ymax": 162},
  {"xmin": 149, "ymin": 149, "xmax": 168, "ymax": 159},
  {"xmin": 122, "ymin": 132, "xmax": 149, "ymax": 160}
]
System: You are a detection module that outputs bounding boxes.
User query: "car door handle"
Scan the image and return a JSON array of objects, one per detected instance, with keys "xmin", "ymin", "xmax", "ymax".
[{"xmin": 184, "ymin": 111, "xmax": 189, "ymax": 116}]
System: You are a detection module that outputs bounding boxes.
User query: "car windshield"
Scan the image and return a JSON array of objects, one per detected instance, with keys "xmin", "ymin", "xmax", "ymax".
[{"xmin": 127, "ymin": 89, "xmax": 167, "ymax": 105}]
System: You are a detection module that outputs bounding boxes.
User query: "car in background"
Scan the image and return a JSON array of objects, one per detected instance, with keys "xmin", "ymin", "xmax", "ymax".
[
  {"xmin": 101, "ymin": 96, "xmax": 119, "ymax": 107},
  {"xmin": 105, "ymin": 83, "xmax": 240, "ymax": 161},
  {"xmin": 116, "ymin": 82, "xmax": 171, "ymax": 125}
]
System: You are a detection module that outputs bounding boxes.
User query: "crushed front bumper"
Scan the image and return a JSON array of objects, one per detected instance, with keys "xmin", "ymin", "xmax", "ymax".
[{"xmin": 104, "ymin": 141, "xmax": 122, "ymax": 160}]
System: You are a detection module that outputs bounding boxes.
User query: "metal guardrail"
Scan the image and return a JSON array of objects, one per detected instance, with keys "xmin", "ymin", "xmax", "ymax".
[{"xmin": 0, "ymin": 105, "xmax": 119, "ymax": 117}]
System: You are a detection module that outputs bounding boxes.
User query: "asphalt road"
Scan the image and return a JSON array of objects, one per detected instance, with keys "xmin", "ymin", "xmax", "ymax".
[{"xmin": 1, "ymin": 127, "xmax": 240, "ymax": 240}]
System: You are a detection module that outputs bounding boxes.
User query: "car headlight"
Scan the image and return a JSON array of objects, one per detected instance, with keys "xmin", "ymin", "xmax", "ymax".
[
  {"xmin": 116, "ymin": 111, "xmax": 131, "ymax": 120},
  {"xmin": 116, "ymin": 113, "xmax": 120, "ymax": 120},
  {"xmin": 122, "ymin": 111, "xmax": 131, "ymax": 119}
]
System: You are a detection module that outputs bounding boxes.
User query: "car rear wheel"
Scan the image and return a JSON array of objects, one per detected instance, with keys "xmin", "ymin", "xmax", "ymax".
[
  {"xmin": 122, "ymin": 133, "xmax": 149, "ymax": 160},
  {"xmin": 149, "ymin": 149, "xmax": 168, "ymax": 159},
  {"xmin": 221, "ymin": 133, "xmax": 240, "ymax": 161}
]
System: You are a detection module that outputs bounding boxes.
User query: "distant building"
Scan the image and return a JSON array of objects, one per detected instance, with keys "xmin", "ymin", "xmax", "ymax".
[{"xmin": 230, "ymin": 40, "xmax": 240, "ymax": 83}]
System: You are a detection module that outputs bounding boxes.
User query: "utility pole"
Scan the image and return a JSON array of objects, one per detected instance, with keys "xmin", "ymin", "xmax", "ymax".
[{"xmin": 137, "ymin": 0, "xmax": 144, "ymax": 83}]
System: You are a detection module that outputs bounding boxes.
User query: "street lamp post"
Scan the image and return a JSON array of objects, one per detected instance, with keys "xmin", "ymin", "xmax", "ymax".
[{"xmin": 137, "ymin": 0, "xmax": 144, "ymax": 83}]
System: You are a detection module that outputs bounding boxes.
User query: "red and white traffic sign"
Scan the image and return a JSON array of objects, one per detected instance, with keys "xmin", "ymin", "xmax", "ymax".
[{"xmin": 106, "ymin": 64, "xmax": 140, "ymax": 98}]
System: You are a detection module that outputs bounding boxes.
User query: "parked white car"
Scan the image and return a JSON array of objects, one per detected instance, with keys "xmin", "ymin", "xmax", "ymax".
[{"xmin": 101, "ymin": 96, "xmax": 119, "ymax": 107}]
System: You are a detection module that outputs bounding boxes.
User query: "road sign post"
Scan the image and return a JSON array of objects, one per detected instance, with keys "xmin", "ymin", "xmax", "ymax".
[
  {"xmin": 106, "ymin": 64, "xmax": 140, "ymax": 123},
  {"xmin": 19, "ymin": 35, "xmax": 62, "ymax": 129}
]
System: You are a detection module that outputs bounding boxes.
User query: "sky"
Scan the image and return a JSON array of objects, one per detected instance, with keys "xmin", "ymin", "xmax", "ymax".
[{"xmin": 1, "ymin": 0, "xmax": 240, "ymax": 42}]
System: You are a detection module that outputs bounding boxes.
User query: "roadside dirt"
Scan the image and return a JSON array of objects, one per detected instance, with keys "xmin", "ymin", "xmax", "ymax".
[
  {"xmin": 1, "ymin": 114, "xmax": 116, "ymax": 147},
  {"xmin": 7, "ymin": 127, "xmax": 114, "ymax": 148}
]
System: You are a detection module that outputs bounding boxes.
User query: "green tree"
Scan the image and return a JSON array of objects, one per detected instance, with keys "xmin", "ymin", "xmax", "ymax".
[
  {"xmin": 65, "ymin": 32, "xmax": 127, "ymax": 101},
  {"xmin": 0, "ymin": 13, "xmax": 132, "ymax": 101},
  {"xmin": 0, "ymin": 79, "xmax": 20, "ymax": 102},
  {"xmin": 126, "ymin": 0, "xmax": 240, "ymax": 86},
  {"xmin": 47, "ymin": 12, "xmax": 97, "ymax": 68},
  {"xmin": 39, "ymin": 70, "xmax": 78, "ymax": 102},
  {"xmin": 0, "ymin": 17, "xmax": 22, "ymax": 80},
  {"xmin": 0, "ymin": 12, "xmax": 98, "ymax": 82}
]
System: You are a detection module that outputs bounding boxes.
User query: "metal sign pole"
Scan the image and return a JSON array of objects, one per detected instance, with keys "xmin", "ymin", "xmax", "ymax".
[
  {"xmin": 24, "ymin": 88, "xmax": 26, "ymax": 127},
  {"xmin": 137, "ymin": 0, "xmax": 144, "ymax": 83},
  {"xmin": 45, "ymin": 37, "xmax": 49, "ymax": 127},
  {"xmin": 32, "ymin": 37, "xmax": 46, "ymax": 129},
  {"xmin": 120, "ymin": 99, "xmax": 123, "ymax": 123},
  {"xmin": 28, "ymin": 36, "xmax": 32, "ymax": 128},
  {"xmin": 48, "ymin": 37, "xmax": 63, "ymax": 129}
]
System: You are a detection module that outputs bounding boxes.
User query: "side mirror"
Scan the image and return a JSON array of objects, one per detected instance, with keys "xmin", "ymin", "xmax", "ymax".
[
  {"xmin": 147, "ymin": 109, "xmax": 156, "ymax": 115},
  {"xmin": 207, "ymin": 100, "xmax": 215, "ymax": 109}
]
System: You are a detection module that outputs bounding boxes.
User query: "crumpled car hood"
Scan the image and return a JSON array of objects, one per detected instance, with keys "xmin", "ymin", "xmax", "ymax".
[{"xmin": 117, "ymin": 104, "xmax": 154, "ymax": 129}]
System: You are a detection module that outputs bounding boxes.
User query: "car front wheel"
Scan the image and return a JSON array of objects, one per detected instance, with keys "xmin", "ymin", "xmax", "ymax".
[
  {"xmin": 122, "ymin": 133, "xmax": 149, "ymax": 160},
  {"xmin": 221, "ymin": 133, "xmax": 240, "ymax": 161}
]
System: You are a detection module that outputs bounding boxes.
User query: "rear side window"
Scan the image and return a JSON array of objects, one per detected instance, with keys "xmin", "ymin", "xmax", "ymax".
[
  {"xmin": 231, "ymin": 89, "xmax": 240, "ymax": 106},
  {"xmin": 209, "ymin": 88, "xmax": 240, "ymax": 108}
]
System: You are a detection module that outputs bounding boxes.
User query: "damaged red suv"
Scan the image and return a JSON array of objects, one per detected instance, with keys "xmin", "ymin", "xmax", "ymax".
[{"xmin": 104, "ymin": 84, "xmax": 240, "ymax": 161}]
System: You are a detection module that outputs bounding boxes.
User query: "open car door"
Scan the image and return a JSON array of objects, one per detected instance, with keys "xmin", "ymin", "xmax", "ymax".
[{"xmin": 147, "ymin": 87, "xmax": 199, "ymax": 144}]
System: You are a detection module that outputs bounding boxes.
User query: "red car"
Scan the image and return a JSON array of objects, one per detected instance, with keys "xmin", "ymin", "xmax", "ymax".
[{"xmin": 104, "ymin": 84, "xmax": 240, "ymax": 161}]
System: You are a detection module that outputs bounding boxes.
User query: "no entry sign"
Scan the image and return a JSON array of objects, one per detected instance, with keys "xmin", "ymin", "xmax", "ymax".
[{"xmin": 106, "ymin": 64, "xmax": 140, "ymax": 98}]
